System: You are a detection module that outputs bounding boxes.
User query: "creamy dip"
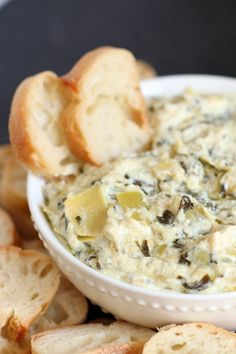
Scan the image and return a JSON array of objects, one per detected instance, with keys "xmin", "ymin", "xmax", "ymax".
[{"xmin": 43, "ymin": 90, "xmax": 236, "ymax": 293}]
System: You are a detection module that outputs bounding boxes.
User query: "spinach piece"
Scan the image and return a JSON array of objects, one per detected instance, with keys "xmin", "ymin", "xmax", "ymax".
[
  {"xmin": 137, "ymin": 240, "xmax": 150, "ymax": 257},
  {"xmin": 157, "ymin": 210, "xmax": 175, "ymax": 225},
  {"xmin": 182, "ymin": 275, "xmax": 211, "ymax": 291},
  {"xmin": 179, "ymin": 195, "xmax": 194, "ymax": 212}
]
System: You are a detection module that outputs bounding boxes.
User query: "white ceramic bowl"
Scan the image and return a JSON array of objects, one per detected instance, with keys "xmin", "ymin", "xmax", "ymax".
[{"xmin": 27, "ymin": 75, "xmax": 236, "ymax": 330}]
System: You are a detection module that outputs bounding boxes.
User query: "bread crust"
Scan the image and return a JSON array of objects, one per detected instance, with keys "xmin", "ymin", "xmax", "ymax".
[{"xmin": 9, "ymin": 72, "xmax": 56, "ymax": 176}]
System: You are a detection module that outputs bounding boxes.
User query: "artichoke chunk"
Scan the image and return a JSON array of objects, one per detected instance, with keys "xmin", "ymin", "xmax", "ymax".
[
  {"xmin": 64, "ymin": 185, "xmax": 107, "ymax": 237},
  {"xmin": 117, "ymin": 190, "xmax": 143, "ymax": 209}
]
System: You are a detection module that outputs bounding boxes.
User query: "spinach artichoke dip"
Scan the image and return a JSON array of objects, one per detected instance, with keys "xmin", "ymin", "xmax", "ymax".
[{"xmin": 43, "ymin": 90, "xmax": 236, "ymax": 294}]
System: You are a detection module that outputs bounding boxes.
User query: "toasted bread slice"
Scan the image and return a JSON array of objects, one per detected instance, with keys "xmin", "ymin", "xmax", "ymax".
[
  {"xmin": 0, "ymin": 208, "xmax": 21, "ymax": 247},
  {"xmin": 0, "ymin": 247, "xmax": 60, "ymax": 341},
  {"xmin": 9, "ymin": 71, "xmax": 80, "ymax": 178},
  {"xmin": 31, "ymin": 277, "xmax": 88, "ymax": 333},
  {"xmin": 62, "ymin": 47, "xmax": 151, "ymax": 165},
  {"xmin": 136, "ymin": 60, "xmax": 157, "ymax": 80},
  {"xmin": 31, "ymin": 321, "xmax": 154, "ymax": 354},
  {"xmin": 143, "ymin": 322, "xmax": 236, "ymax": 353}
]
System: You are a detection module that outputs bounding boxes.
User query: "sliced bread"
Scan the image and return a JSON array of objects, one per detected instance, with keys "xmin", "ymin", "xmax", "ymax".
[
  {"xmin": 31, "ymin": 321, "xmax": 154, "ymax": 354},
  {"xmin": 31, "ymin": 277, "xmax": 88, "ymax": 333},
  {"xmin": 62, "ymin": 47, "xmax": 150, "ymax": 165},
  {"xmin": 142, "ymin": 322, "xmax": 236, "ymax": 353},
  {"xmin": 0, "ymin": 247, "xmax": 60, "ymax": 341},
  {"xmin": 9, "ymin": 71, "xmax": 80, "ymax": 178}
]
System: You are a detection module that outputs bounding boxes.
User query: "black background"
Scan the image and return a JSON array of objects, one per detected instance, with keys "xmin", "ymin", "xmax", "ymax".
[{"xmin": 1, "ymin": 0, "xmax": 236, "ymax": 143}]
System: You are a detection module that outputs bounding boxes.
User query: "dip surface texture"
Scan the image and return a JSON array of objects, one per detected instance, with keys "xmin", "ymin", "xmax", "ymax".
[{"xmin": 43, "ymin": 90, "xmax": 236, "ymax": 293}]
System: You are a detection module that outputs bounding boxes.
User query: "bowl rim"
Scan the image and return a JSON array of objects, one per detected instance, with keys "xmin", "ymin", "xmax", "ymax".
[{"xmin": 27, "ymin": 73, "xmax": 236, "ymax": 301}]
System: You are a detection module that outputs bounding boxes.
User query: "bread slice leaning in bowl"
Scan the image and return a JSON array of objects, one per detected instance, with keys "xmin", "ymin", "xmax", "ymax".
[
  {"xmin": 143, "ymin": 323, "xmax": 236, "ymax": 353},
  {"xmin": 31, "ymin": 321, "xmax": 154, "ymax": 354},
  {"xmin": 9, "ymin": 71, "xmax": 80, "ymax": 178},
  {"xmin": 62, "ymin": 46, "xmax": 151, "ymax": 165}
]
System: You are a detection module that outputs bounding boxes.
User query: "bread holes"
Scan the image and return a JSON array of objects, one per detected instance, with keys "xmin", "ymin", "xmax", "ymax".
[
  {"xmin": 171, "ymin": 343, "xmax": 186, "ymax": 350},
  {"xmin": 104, "ymin": 334, "xmax": 121, "ymax": 344},
  {"xmin": 31, "ymin": 293, "xmax": 39, "ymax": 301},
  {"xmin": 130, "ymin": 334, "xmax": 143, "ymax": 342},
  {"xmin": 175, "ymin": 332, "xmax": 182, "ymax": 336},
  {"xmin": 60, "ymin": 156, "xmax": 75, "ymax": 166},
  {"xmin": 31, "ymin": 259, "xmax": 41, "ymax": 274},
  {"xmin": 39, "ymin": 263, "xmax": 54, "ymax": 279}
]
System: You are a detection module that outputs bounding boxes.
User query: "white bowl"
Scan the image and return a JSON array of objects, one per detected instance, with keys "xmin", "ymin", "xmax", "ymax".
[{"xmin": 27, "ymin": 75, "xmax": 236, "ymax": 330}]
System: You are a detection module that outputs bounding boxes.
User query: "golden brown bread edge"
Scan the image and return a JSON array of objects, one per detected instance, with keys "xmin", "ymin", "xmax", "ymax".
[{"xmin": 9, "ymin": 72, "xmax": 62, "ymax": 177}]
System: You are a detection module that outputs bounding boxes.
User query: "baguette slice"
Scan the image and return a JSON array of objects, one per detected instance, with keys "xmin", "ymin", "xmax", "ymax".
[
  {"xmin": 31, "ymin": 321, "xmax": 154, "ymax": 354},
  {"xmin": 9, "ymin": 71, "xmax": 80, "ymax": 178},
  {"xmin": 62, "ymin": 47, "xmax": 151, "ymax": 165},
  {"xmin": 143, "ymin": 322, "xmax": 236, "ymax": 353},
  {"xmin": 0, "ymin": 207, "xmax": 21, "ymax": 247},
  {"xmin": 0, "ymin": 247, "xmax": 60, "ymax": 341},
  {"xmin": 31, "ymin": 277, "xmax": 88, "ymax": 333}
]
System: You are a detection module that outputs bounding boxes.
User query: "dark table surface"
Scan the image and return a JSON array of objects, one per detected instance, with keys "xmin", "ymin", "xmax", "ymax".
[{"xmin": 1, "ymin": 0, "xmax": 236, "ymax": 143}]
